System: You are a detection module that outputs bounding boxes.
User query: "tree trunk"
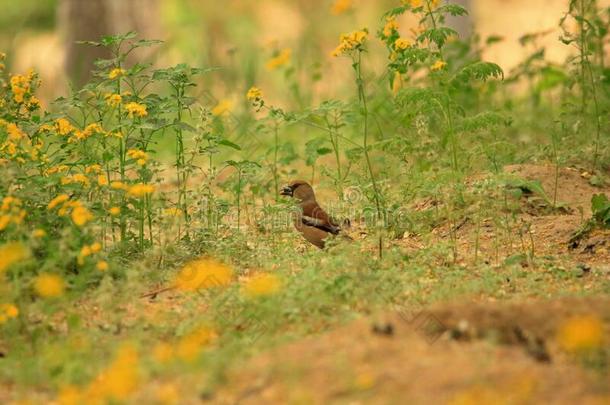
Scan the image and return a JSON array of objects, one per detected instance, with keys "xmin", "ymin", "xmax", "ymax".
[{"xmin": 59, "ymin": 0, "xmax": 161, "ymax": 87}]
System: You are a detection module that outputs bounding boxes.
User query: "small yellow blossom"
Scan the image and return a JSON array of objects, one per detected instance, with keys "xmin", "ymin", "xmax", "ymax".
[
  {"xmin": 34, "ymin": 273, "xmax": 65, "ymax": 298},
  {"xmin": 0, "ymin": 242, "xmax": 29, "ymax": 274},
  {"xmin": 32, "ymin": 229, "xmax": 46, "ymax": 238},
  {"xmin": 98, "ymin": 175, "xmax": 109, "ymax": 186},
  {"xmin": 48, "ymin": 194, "xmax": 70, "ymax": 210},
  {"xmin": 331, "ymin": 29, "xmax": 368, "ymax": 57},
  {"xmin": 431, "ymin": 60, "xmax": 447, "ymax": 71},
  {"xmin": 55, "ymin": 118, "xmax": 75, "ymax": 136},
  {"xmin": 557, "ymin": 316, "xmax": 604, "ymax": 353},
  {"xmin": 211, "ymin": 99, "xmax": 233, "ymax": 116},
  {"xmin": 57, "ymin": 385, "xmax": 82, "ymax": 405},
  {"xmin": 91, "ymin": 242, "xmax": 102, "ymax": 253},
  {"xmin": 394, "ymin": 38, "xmax": 412, "ymax": 50},
  {"xmin": 331, "ymin": 0, "xmax": 352, "ymax": 15},
  {"xmin": 96, "ymin": 260, "xmax": 109, "ymax": 272},
  {"xmin": 71, "ymin": 206, "xmax": 93, "ymax": 227},
  {"xmin": 174, "ymin": 258, "xmax": 233, "ymax": 292},
  {"xmin": 176, "ymin": 326, "xmax": 217, "ymax": 362},
  {"xmin": 6, "ymin": 123, "xmax": 25, "ymax": 140},
  {"xmin": 383, "ymin": 16, "xmax": 399, "ymax": 38},
  {"xmin": 242, "ymin": 273, "xmax": 282, "ymax": 298},
  {"xmin": 108, "ymin": 68, "xmax": 126, "ymax": 79},
  {"xmin": 0, "ymin": 303, "xmax": 19, "ymax": 325},
  {"xmin": 246, "ymin": 87, "xmax": 263, "ymax": 102},
  {"xmin": 105, "ymin": 93, "xmax": 122, "ymax": 107},
  {"xmin": 127, "ymin": 183, "xmax": 155, "ymax": 198},
  {"xmin": 85, "ymin": 164, "xmax": 102, "ymax": 174},
  {"xmin": 109, "ymin": 206, "xmax": 121, "ymax": 216},
  {"xmin": 266, "ymin": 48, "xmax": 292, "ymax": 70},
  {"xmin": 125, "ymin": 102, "xmax": 148, "ymax": 118},
  {"xmin": 111, "ymin": 181, "xmax": 128, "ymax": 190},
  {"xmin": 86, "ymin": 344, "xmax": 139, "ymax": 401}
]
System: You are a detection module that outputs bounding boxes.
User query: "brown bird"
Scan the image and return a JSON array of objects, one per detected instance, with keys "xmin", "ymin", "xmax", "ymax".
[{"xmin": 280, "ymin": 180, "xmax": 350, "ymax": 248}]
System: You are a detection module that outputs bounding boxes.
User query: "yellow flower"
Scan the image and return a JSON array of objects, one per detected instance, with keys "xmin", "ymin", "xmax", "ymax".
[
  {"xmin": 211, "ymin": 99, "xmax": 233, "ymax": 116},
  {"xmin": 246, "ymin": 86, "xmax": 263, "ymax": 102},
  {"xmin": 55, "ymin": 118, "xmax": 75, "ymax": 136},
  {"xmin": 125, "ymin": 102, "xmax": 148, "ymax": 118},
  {"xmin": 48, "ymin": 194, "xmax": 70, "ymax": 210},
  {"xmin": 98, "ymin": 175, "xmax": 109, "ymax": 186},
  {"xmin": 174, "ymin": 258, "xmax": 233, "ymax": 292},
  {"xmin": 331, "ymin": 29, "xmax": 368, "ymax": 57},
  {"xmin": 383, "ymin": 16, "xmax": 399, "ymax": 38},
  {"xmin": 0, "ymin": 303, "xmax": 19, "ymax": 324},
  {"xmin": 266, "ymin": 48, "xmax": 292, "ymax": 70},
  {"xmin": 85, "ymin": 164, "xmax": 102, "ymax": 174},
  {"xmin": 127, "ymin": 183, "xmax": 155, "ymax": 198},
  {"xmin": 86, "ymin": 344, "xmax": 139, "ymax": 401},
  {"xmin": 109, "ymin": 206, "xmax": 121, "ymax": 216},
  {"xmin": 0, "ymin": 242, "xmax": 29, "ymax": 274},
  {"xmin": 34, "ymin": 273, "xmax": 65, "ymax": 298},
  {"xmin": 557, "ymin": 316, "xmax": 604, "ymax": 353},
  {"xmin": 71, "ymin": 206, "xmax": 93, "ymax": 227},
  {"xmin": 91, "ymin": 242, "xmax": 102, "ymax": 253},
  {"xmin": 127, "ymin": 149, "xmax": 147, "ymax": 166},
  {"xmin": 57, "ymin": 385, "xmax": 82, "ymax": 405},
  {"xmin": 6, "ymin": 123, "xmax": 25, "ymax": 140},
  {"xmin": 331, "ymin": 0, "xmax": 352, "ymax": 15},
  {"xmin": 394, "ymin": 38, "xmax": 412, "ymax": 50},
  {"xmin": 111, "ymin": 181, "xmax": 128, "ymax": 190},
  {"xmin": 105, "ymin": 93, "xmax": 122, "ymax": 107},
  {"xmin": 32, "ymin": 229, "xmax": 46, "ymax": 238},
  {"xmin": 431, "ymin": 60, "xmax": 447, "ymax": 71},
  {"xmin": 108, "ymin": 68, "xmax": 126, "ymax": 79},
  {"xmin": 176, "ymin": 326, "xmax": 216, "ymax": 362},
  {"xmin": 96, "ymin": 260, "xmax": 109, "ymax": 272},
  {"xmin": 242, "ymin": 273, "xmax": 282, "ymax": 298},
  {"xmin": 164, "ymin": 208, "xmax": 182, "ymax": 217}
]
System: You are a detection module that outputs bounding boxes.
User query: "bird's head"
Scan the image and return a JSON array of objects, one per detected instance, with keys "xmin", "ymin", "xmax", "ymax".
[{"xmin": 280, "ymin": 180, "xmax": 315, "ymax": 202}]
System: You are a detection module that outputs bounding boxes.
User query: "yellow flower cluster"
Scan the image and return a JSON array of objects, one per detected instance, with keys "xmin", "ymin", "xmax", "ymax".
[
  {"xmin": 125, "ymin": 102, "xmax": 148, "ymax": 118},
  {"xmin": 0, "ymin": 242, "xmax": 29, "ymax": 274},
  {"xmin": 331, "ymin": 0, "xmax": 352, "ymax": 15},
  {"xmin": 557, "ymin": 315, "xmax": 604, "ymax": 353},
  {"xmin": 127, "ymin": 183, "xmax": 155, "ymax": 198},
  {"xmin": 331, "ymin": 29, "xmax": 368, "ymax": 57},
  {"xmin": 47, "ymin": 195, "xmax": 94, "ymax": 227},
  {"xmin": 0, "ymin": 120, "xmax": 42, "ymax": 162},
  {"xmin": 402, "ymin": 0, "xmax": 441, "ymax": 9},
  {"xmin": 0, "ymin": 196, "xmax": 26, "ymax": 231},
  {"xmin": 105, "ymin": 93, "xmax": 122, "ymax": 107},
  {"xmin": 59, "ymin": 344, "xmax": 140, "ymax": 404},
  {"xmin": 9, "ymin": 69, "xmax": 38, "ymax": 104},
  {"xmin": 0, "ymin": 303, "xmax": 18, "ymax": 325},
  {"xmin": 246, "ymin": 86, "xmax": 263, "ymax": 102},
  {"xmin": 152, "ymin": 326, "xmax": 217, "ymax": 364},
  {"xmin": 382, "ymin": 16, "xmax": 399, "ymax": 38},
  {"xmin": 127, "ymin": 149, "xmax": 148, "ymax": 166},
  {"xmin": 174, "ymin": 258, "xmax": 233, "ymax": 292},
  {"xmin": 61, "ymin": 173, "xmax": 91, "ymax": 187},
  {"xmin": 394, "ymin": 38, "xmax": 412, "ymax": 50},
  {"xmin": 56, "ymin": 118, "xmax": 75, "ymax": 136},
  {"xmin": 266, "ymin": 48, "xmax": 292, "ymax": 70},
  {"xmin": 33, "ymin": 273, "xmax": 65, "ymax": 298},
  {"xmin": 431, "ymin": 60, "xmax": 447, "ymax": 71},
  {"xmin": 78, "ymin": 242, "xmax": 102, "ymax": 265},
  {"xmin": 241, "ymin": 273, "xmax": 282, "ymax": 298},
  {"xmin": 108, "ymin": 68, "xmax": 126, "ymax": 80}
]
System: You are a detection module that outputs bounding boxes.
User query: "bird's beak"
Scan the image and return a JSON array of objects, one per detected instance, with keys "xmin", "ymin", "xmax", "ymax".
[{"xmin": 280, "ymin": 185, "xmax": 293, "ymax": 197}]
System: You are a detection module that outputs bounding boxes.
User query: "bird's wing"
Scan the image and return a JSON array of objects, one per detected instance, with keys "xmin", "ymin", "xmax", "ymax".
[{"xmin": 300, "ymin": 201, "xmax": 341, "ymax": 235}]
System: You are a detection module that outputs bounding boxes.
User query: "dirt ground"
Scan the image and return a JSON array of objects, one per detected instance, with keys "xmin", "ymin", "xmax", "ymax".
[
  {"xmin": 209, "ymin": 298, "xmax": 610, "ymax": 405},
  {"xmin": 206, "ymin": 164, "xmax": 610, "ymax": 404}
]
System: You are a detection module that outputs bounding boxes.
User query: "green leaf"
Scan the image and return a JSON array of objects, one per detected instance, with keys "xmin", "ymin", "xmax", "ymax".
[
  {"xmin": 452, "ymin": 62, "xmax": 504, "ymax": 85},
  {"xmin": 218, "ymin": 139, "xmax": 242, "ymax": 150}
]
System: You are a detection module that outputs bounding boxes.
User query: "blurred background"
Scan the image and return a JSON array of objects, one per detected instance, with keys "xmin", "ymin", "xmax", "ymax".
[{"xmin": 1, "ymin": 0, "xmax": 608, "ymax": 107}]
